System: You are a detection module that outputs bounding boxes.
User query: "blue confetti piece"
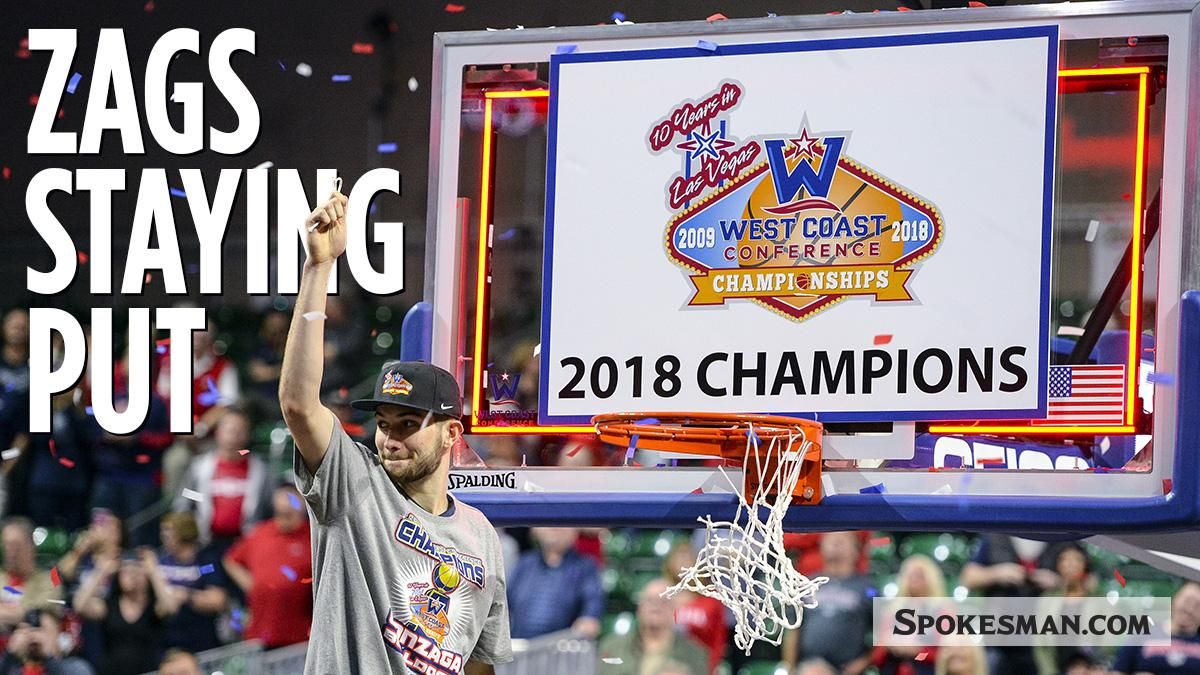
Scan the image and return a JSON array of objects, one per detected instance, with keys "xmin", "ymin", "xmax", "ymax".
[
  {"xmin": 767, "ymin": 12, "xmax": 778, "ymax": 18},
  {"xmin": 331, "ymin": 74, "xmax": 352, "ymax": 83},
  {"xmin": 199, "ymin": 564, "xmax": 215, "ymax": 575},
  {"xmin": 696, "ymin": 40, "xmax": 719, "ymax": 52},
  {"xmin": 554, "ymin": 44, "xmax": 578, "ymax": 55},
  {"xmin": 66, "ymin": 72, "xmax": 82, "ymax": 94},
  {"xmin": 633, "ymin": 417, "xmax": 659, "ymax": 426},
  {"xmin": 626, "ymin": 433, "xmax": 639, "ymax": 460},
  {"xmin": 377, "ymin": 142, "xmax": 398, "ymax": 154},
  {"xmin": 85, "ymin": 406, "xmax": 94, "ymax": 416},
  {"xmin": 3, "ymin": 586, "xmax": 21, "ymax": 596},
  {"xmin": 288, "ymin": 493, "xmax": 301, "ymax": 511},
  {"xmin": 196, "ymin": 376, "xmax": 222, "ymax": 407},
  {"xmin": 859, "ymin": 482, "xmax": 886, "ymax": 495},
  {"xmin": 498, "ymin": 228, "xmax": 516, "ymax": 241},
  {"xmin": 655, "ymin": 463, "xmax": 666, "ymax": 467},
  {"xmin": 1147, "ymin": 372, "xmax": 1176, "ymax": 386},
  {"xmin": 277, "ymin": 60, "xmax": 286, "ymax": 71},
  {"xmin": 748, "ymin": 428, "xmax": 760, "ymax": 446},
  {"xmin": 865, "ymin": 586, "xmax": 877, "ymax": 598},
  {"xmin": 169, "ymin": 187, "xmax": 186, "ymax": 198},
  {"xmin": 280, "ymin": 565, "xmax": 297, "ymax": 581},
  {"xmin": 369, "ymin": 202, "xmax": 378, "ymax": 215},
  {"xmin": 156, "ymin": 344, "xmax": 168, "ymax": 355},
  {"xmin": 611, "ymin": 11, "xmax": 626, "ymax": 21}
]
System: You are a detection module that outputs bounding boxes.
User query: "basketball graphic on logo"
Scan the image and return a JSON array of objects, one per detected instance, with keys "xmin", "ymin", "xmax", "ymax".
[{"xmin": 431, "ymin": 562, "xmax": 462, "ymax": 594}]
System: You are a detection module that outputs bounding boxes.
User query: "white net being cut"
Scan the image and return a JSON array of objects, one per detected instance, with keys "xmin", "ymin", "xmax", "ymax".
[{"xmin": 663, "ymin": 426, "xmax": 828, "ymax": 653}]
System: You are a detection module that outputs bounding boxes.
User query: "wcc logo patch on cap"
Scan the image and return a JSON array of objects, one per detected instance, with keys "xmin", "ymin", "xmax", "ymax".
[{"xmin": 381, "ymin": 372, "xmax": 414, "ymax": 396}]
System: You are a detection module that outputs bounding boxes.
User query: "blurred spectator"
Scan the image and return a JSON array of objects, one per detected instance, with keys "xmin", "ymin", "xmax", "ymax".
[
  {"xmin": 319, "ymin": 296, "xmax": 367, "ymax": 394},
  {"xmin": 783, "ymin": 532, "xmax": 872, "ymax": 674},
  {"xmin": 507, "ymin": 528, "xmax": 603, "ymax": 639},
  {"xmin": 1112, "ymin": 581, "xmax": 1200, "ymax": 674},
  {"xmin": 871, "ymin": 554, "xmax": 944, "ymax": 675},
  {"xmin": 157, "ymin": 513, "xmax": 228, "ymax": 654},
  {"xmin": 0, "ymin": 607, "xmax": 94, "ymax": 675},
  {"xmin": 157, "ymin": 649, "xmax": 201, "ymax": 675},
  {"xmin": 796, "ymin": 658, "xmax": 838, "ymax": 675},
  {"xmin": 222, "ymin": 486, "xmax": 312, "ymax": 648},
  {"xmin": 174, "ymin": 408, "xmax": 273, "ymax": 552},
  {"xmin": 1035, "ymin": 544, "xmax": 1098, "ymax": 675},
  {"xmin": 1062, "ymin": 652, "xmax": 1105, "ymax": 675},
  {"xmin": 89, "ymin": 354, "xmax": 173, "ymax": 548},
  {"xmin": 962, "ymin": 535, "xmax": 1067, "ymax": 675},
  {"xmin": 663, "ymin": 541, "xmax": 727, "ymax": 673},
  {"xmin": 934, "ymin": 644, "xmax": 988, "ymax": 675},
  {"xmin": 55, "ymin": 510, "xmax": 124, "ymax": 668},
  {"xmin": 0, "ymin": 518, "xmax": 65, "ymax": 630},
  {"xmin": 597, "ymin": 578, "xmax": 708, "ymax": 675},
  {"xmin": 0, "ymin": 309, "xmax": 31, "ymax": 521},
  {"xmin": 28, "ymin": 388, "xmax": 94, "ymax": 531},
  {"xmin": 784, "ymin": 531, "xmax": 871, "ymax": 578},
  {"xmin": 245, "ymin": 311, "xmax": 288, "ymax": 422},
  {"xmin": 159, "ymin": 320, "xmax": 240, "ymax": 502},
  {"xmin": 73, "ymin": 550, "xmax": 181, "ymax": 675}
]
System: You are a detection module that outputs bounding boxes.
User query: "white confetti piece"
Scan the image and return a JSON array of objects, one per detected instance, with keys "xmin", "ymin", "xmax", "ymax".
[
  {"xmin": 181, "ymin": 488, "xmax": 204, "ymax": 502},
  {"xmin": 253, "ymin": 161, "xmax": 274, "ymax": 170},
  {"xmin": 47, "ymin": 599, "xmax": 66, "ymax": 605},
  {"xmin": 932, "ymin": 484, "xmax": 954, "ymax": 495},
  {"xmin": 1084, "ymin": 219, "xmax": 1100, "ymax": 242},
  {"xmin": 296, "ymin": 62, "xmax": 313, "ymax": 78},
  {"xmin": 1099, "ymin": 436, "xmax": 1111, "ymax": 452},
  {"xmin": 303, "ymin": 311, "xmax": 327, "ymax": 322},
  {"xmin": 407, "ymin": 77, "xmax": 419, "ymax": 92},
  {"xmin": 602, "ymin": 658, "xmax": 623, "ymax": 665},
  {"xmin": 820, "ymin": 473, "xmax": 836, "ymax": 497},
  {"xmin": 1, "ymin": 448, "xmax": 20, "ymax": 461}
]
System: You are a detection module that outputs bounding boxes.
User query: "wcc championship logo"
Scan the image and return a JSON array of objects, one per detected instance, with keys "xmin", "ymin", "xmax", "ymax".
[{"xmin": 649, "ymin": 82, "xmax": 944, "ymax": 322}]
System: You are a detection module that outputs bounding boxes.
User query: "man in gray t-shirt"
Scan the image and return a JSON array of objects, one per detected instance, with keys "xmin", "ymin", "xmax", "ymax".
[{"xmin": 279, "ymin": 188, "xmax": 512, "ymax": 674}]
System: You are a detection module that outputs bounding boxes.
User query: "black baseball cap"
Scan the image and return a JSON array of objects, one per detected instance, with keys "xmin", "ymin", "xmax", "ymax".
[{"xmin": 351, "ymin": 361, "xmax": 463, "ymax": 418}]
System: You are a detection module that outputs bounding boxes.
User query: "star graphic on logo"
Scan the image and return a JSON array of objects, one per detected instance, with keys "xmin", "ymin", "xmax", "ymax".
[
  {"xmin": 676, "ymin": 128, "xmax": 736, "ymax": 161},
  {"xmin": 499, "ymin": 372, "xmax": 510, "ymax": 382},
  {"xmin": 788, "ymin": 127, "xmax": 822, "ymax": 161}
]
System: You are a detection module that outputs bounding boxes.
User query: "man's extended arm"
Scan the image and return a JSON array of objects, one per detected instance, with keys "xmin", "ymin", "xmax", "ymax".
[{"xmin": 279, "ymin": 189, "xmax": 349, "ymax": 474}]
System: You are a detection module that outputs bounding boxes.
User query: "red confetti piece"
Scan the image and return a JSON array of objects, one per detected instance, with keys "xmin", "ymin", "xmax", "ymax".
[
  {"xmin": 968, "ymin": 1, "xmax": 987, "ymax": 6},
  {"xmin": 49, "ymin": 439, "xmax": 57, "ymax": 457},
  {"xmin": 50, "ymin": 567, "xmax": 61, "ymax": 587},
  {"xmin": 1163, "ymin": 479, "xmax": 1173, "ymax": 495},
  {"xmin": 566, "ymin": 444, "xmax": 584, "ymax": 458},
  {"xmin": 58, "ymin": 457, "xmax": 75, "ymax": 469},
  {"xmin": 351, "ymin": 42, "xmax": 375, "ymax": 55},
  {"xmin": 145, "ymin": 272, "xmax": 152, "ymax": 284},
  {"xmin": 239, "ymin": 449, "xmax": 251, "ymax": 456},
  {"xmin": 873, "ymin": 334, "xmax": 893, "ymax": 346},
  {"xmin": 706, "ymin": 13, "xmax": 728, "ymax": 22},
  {"xmin": 915, "ymin": 651, "xmax": 928, "ymax": 661},
  {"xmin": 136, "ymin": 454, "xmax": 150, "ymax": 464},
  {"xmin": 77, "ymin": 251, "xmax": 89, "ymax": 264},
  {"xmin": 57, "ymin": 108, "xmax": 65, "ymax": 119},
  {"xmin": 1114, "ymin": 569, "xmax": 1126, "ymax": 587},
  {"xmin": 144, "ymin": 0, "xmax": 155, "ymax": 11},
  {"xmin": 631, "ymin": 461, "xmax": 642, "ymax": 467},
  {"xmin": 338, "ymin": 387, "xmax": 348, "ymax": 398},
  {"xmin": 1122, "ymin": 192, "xmax": 1131, "ymax": 200},
  {"xmin": 444, "ymin": 3, "xmax": 465, "ymax": 12},
  {"xmin": 28, "ymin": 95, "xmax": 38, "ymax": 106},
  {"xmin": 1, "ymin": 167, "xmax": 10, "ymax": 180},
  {"xmin": 869, "ymin": 536, "xmax": 892, "ymax": 548},
  {"xmin": 690, "ymin": 487, "xmax": 704, "ymax": 494},
  {"xmin": 301, "ymin": 577, "xmax": 312, "ymax": 584},
  {"xmin": 897, "ymin": 6, "xmax": 913, "ymax": 10}
]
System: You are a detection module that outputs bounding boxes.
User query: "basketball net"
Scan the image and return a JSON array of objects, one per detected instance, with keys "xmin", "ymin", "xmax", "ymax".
[{"xmin": 662, "ymin": 426, "xmax": 828, "ymax": 653}]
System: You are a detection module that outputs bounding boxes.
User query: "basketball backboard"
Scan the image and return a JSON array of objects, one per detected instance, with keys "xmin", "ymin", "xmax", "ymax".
[{"xmin": 408, "ymin": 0, "xmax": 1200, "ymax": 533}]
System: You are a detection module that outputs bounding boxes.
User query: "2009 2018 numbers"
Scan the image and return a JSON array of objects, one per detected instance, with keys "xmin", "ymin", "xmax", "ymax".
[
  {"xmin": 676, "ymin": 227, "xmax": 715, "ymax": 249},
  {"xmin": 890, "ymin": 219, "xmax": 930, "ymax": 242},
  {"xmin": 558, "ymin": 355, "xmax": 681, "ymax": 399}
]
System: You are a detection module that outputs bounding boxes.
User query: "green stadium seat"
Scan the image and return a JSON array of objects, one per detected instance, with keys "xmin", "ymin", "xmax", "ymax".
[{"xmin": 735, "ymin": 660, "xmax": 788, "ymax": 675}]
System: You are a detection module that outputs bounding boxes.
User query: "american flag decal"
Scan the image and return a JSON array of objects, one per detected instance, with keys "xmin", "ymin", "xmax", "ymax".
[{"xmin": 1035, "ymin": 364, "xmax": 1126, "ymax": 425}]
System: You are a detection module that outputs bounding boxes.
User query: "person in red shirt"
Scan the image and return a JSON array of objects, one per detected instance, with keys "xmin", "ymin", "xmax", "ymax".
[
  {"xmin": 174, "ymin": 409, "xmax": 273, "ymax": 553},
  {"xmin": 663, "ymin": 540, "xmax": 727, "ymax": 674},
  {"xmin": 222, "ymin": 485, "xmax": 312, "ymax": 648}
]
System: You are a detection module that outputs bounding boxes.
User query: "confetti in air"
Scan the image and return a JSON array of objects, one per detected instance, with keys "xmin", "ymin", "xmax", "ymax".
[
  {"xmin": 59, "ymin": 458, "xmax": 76, "ymax": 469},
  {"xmin": 239, "ymin": 449, "xmax": 250, "ymax": 456},
  {"xmin": 1, "ymin": 448, "xmax": 20, "ymax": 461},
  {"xmin": 696, "ymin": 40, "xmax": 718, "ymax": 52},
  {"xmin": 3, "ymin": 587, "xmax": 21, "ymax": 596},
  {"xmin": 554, "ymin": 44, "xmax": 578, "ymax": 55},
  {"xmin": 331, "ymin": 74, "xmax": 352, "ymax": 83},
  {"xmin": 874, "ymin": 334, "xmax": 893, "ymax": 345},
  {"xmin": 407, "ymin": 77, "xmax": 419, "ymax": 92},
  {"xmin": 1147, "ymin": 372, "xmax": 1176, "ymax": 386},
  {"xmin": 377, "ymin": 142, "xmax": 398, "ymax": 154},
  {"xmin": 66, "ymin": 72, "xmax": 82, "ymax": 94},
  {"xmin": 351, "ymin": 42, "xmax": 375, "ymax": 55},
  {"xmin": 253, "ymin": 161, "xmax": 274, "ymax": 170},
  {"xmin": 169, "ymin": 187, "xmax": 186, "ymax": 198},
  {"xmin": 1085, "ymin": 219, "xmax": 1101, "ymax": 242},
  {"xmin": 303, "ymin": 311, "xmax": 326, "ymax": 322},
  {"xmin": 50, "ymin": 568, "xmax": 61, "ymax": 587},
  {"xmin": 199, "ymin": 564, "xmax": 215, "ymax": 575},
  {"xmin": 860, "ymin": 482, "xmax": 886, "ymax": 494},
  {"xmin": 1114, "ymin": 569, "xmax": 1126, "ymax": 587},
  {"xmin": 706, "ymin": 13, "xmax": 728, "ymax": 22},
  {"xmin": 281, "ymin": 565, "xmax": 298, "ymax": 582},
  {"xmin": 444, "ymin": 3, "xmax": 466, "ymax": 12},
  {"xmin": 288, "ymin": 493, "xmax": 302, "ymax": 511},
  {"xmin": 181, "ymin": 488, "xmax": 204, "ymax": 502},
  {"xmin": 295, "ymin": 63, "xmax": 313, "ymax": 78}
]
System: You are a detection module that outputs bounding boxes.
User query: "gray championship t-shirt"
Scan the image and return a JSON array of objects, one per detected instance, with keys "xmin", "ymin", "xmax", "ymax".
[{"xmin": 295, "ymin": 418, "xmax": 512, "ymax": 674}]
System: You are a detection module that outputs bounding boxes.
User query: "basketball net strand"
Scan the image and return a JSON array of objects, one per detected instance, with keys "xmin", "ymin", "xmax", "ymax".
[{"xmin": 663, "ymin": 424, "xmax": 828, "ymax": 654}]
